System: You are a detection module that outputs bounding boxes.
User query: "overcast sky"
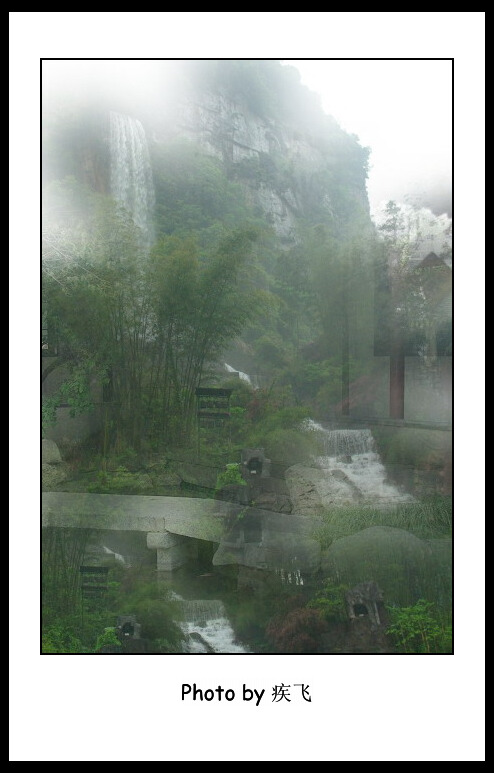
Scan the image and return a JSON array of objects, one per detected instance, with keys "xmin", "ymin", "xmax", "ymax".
[{"xmin": 283, "ymin": 59, "xmax": 452, "ymax": 216}]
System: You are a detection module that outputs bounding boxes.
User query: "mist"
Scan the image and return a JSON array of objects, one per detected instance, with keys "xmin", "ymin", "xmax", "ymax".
[{"xmin": 9, "ymin": 6, "xmax": 485, "ymax": 764}]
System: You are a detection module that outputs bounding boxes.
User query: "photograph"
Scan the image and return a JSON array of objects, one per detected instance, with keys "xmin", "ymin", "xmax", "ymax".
[
  {"xmin": 41, "ymin": 56, "xmax": 453, "ymax": 657},
  {"xmin": 10, "ymin": 11, "xmax": 485, "ymax": 762}
]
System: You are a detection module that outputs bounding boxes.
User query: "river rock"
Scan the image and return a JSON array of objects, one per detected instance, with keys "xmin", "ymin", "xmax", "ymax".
[{"xmin": 321, "ymin": 525, "xmax": 452, "ymax": 607}]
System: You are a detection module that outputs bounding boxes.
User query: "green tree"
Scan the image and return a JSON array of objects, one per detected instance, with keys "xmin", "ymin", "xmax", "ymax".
[
  {"xmin": 147, "ymin": 227, "xmax": 263, "ymax": 443},
  {"xmin": 42, "ymin": 179, "xmax": 151, "ymax": 449},
  {"xmin": 42, "ymin": 179, "xmax": 263, "ymax": 451},
  {"xmin": 303, "ymin": 225, "xmax": 374, "ymax": 415},
  {"xmin": 373, "ymin": 200, "xmax": 452, "ymax": 368}
]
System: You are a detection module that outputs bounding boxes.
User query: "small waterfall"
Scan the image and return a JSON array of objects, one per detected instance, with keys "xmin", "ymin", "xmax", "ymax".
[
  {"xmin": 275, "ymin": 568, "xmax": 304, "ymax": 586},
  {"xmin": 305, "ymin": 421, "xmax": 375, "ymax": 457},
  {"xmin": 102, "ymin": 545, "xmax": 127, "ymax": 565},
  {"xmin": 109, "ymin": 111, "xmax": 155, "ymax": 249},
  {"xmin": 224, "ymin": 363, "xmax": 262, "ymax": 389},
  {"xmin": 305, "ymin": 420, "xmax": 414, "ymax": 505},
  {"xmin": 176, "ymin": 596, "xmax": 249, "ymax": 654},
  {"xmin": 224, "ymin": 362, "xmax": 252, "ymax": 385}
]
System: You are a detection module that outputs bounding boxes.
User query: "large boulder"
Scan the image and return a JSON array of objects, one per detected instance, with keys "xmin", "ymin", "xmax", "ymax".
[
  {"xmin": 212, "ymin": 508, "xmax": 321, "ymax": 573},
  {"xmin": 42, "ymin": 439, "xmax": 63, "ymax": 465},
  {"xmin": 42, "ymin": 462, "xmax": 68, "ymax": 489},
  {"xmin": 321, "ymin": 526, "xmax": 452, "ymax": 607},
  {"xmin": 251, "ymin": 491, "xmax": 292, "ymax": 513},
  {"xmin": 285, "ymin": 463, "xmax": 362, "ymax": 515},
  {"xmin": 41, "ymin": 439, "xmax": 68, "ymax": 490}
]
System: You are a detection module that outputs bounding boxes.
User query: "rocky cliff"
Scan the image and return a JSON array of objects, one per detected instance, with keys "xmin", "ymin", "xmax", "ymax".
[
  {"xmin": 44, "ymin": 61, "xmax": 371, "ymax": 245},
  {"xmin": 150, "ymin": 74, "xmax": 371, "ymax": 242}
]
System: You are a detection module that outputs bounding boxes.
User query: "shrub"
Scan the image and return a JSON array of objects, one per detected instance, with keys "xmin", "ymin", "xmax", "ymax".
[
  {"xmin": 266, "ymin": 607, "xmax": 329, "ymax": 653},
  {"xmin": 259, "ymin": 427, "xmax": 321, "ymax": 465},
  {"xmin": 214, "ymin": 463, "xmax": 247, "ymax": 494},
  {"xmin": 386, "ymin": 599, "xmax": 452, "ymax": 653},
  {"xmin": 307, "ymin": 580, "xmax": 349, "ymax": 623}
]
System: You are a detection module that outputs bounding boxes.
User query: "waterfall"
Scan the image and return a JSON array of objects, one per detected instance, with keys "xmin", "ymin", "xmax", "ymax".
[
  {"xmin": 306, "ymin": 422, "xmax": 375, "ymax": 457},
  {"xmin": 109, "ymin": 111, "xmax": 155, "ymax": 249},
  {"xmin": 275, "ymin": 568, "xmax": 304, "ymax": 586},
  {"xmin": 305, "ymin": 420, "xmax": 414, "ymax": 505},
  {"xmin": 224, "ymin": 362, "xmax": 252, "ymax": 385},
  {"xmin": 175, "ymin": 596, "xmax": 249, "ymax": 653},
  {"xmin": 224, "ymin": 363, "xmax": 261, "ymax": 389},
  {"xmin": 102, "ymin": 545, "xmax": 127, "ymax": 565}
]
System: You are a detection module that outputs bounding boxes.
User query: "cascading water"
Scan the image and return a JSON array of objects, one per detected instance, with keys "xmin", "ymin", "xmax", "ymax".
[
  {"xmin": 275, "ymin": 568, "xmax": 304, "ymax": 586},
  {"xmin": 224, "ymin": 362, "xmax": 262, "ymax": 389},
  {"xmin": 102, "ymin": 545, "xmax": 127, "ymax": 565},
  {"xmin": 305, "ymin": 420, "xmax": 414, "ymax": 505},
  {"xmin": 224, "ymin": 362, "xmax": 252, "ymax": 385},
  {"xmin": 108, "ymin": 110, "xmax": 155, "ymax": 250},
  {"xmin": 174, "ymin": 596, "xmax": 249, "ymax": 653}
]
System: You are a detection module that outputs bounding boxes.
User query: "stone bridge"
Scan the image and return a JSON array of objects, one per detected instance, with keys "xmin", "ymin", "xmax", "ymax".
[{"xmin": 42, "ymin": 492, "xmax": 323, "ymax": 573}]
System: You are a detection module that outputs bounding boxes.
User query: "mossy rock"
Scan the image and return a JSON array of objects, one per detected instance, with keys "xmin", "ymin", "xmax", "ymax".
[{"xmin": 321, "ymin": 525, "xmax": 451, "ymax": 608}]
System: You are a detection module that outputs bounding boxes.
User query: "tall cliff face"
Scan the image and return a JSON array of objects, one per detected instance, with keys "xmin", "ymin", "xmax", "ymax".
[
  {"xmin": 43, "ymin": 61, "xmax": 371, "ymax": 245},
  {"xmin": 147, "ymin": 70, "xmax": 371, "ymax": 243}
]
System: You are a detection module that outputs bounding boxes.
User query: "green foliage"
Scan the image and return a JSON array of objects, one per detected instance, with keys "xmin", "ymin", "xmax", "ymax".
[
  {"xmin": 113, "ymin": 570, "xmax": 184, "ymax": 648},
  {"xmin": 212, "ymin": 385, "xmax": 324, "ymax": 466},
  {"xmin": 224, "ymin": 596, "xmax": 271, "ymax": 649},
  {"xmin": 42, "ymin": 365, "xmax": 96, "ymax": 437},
  {"xmin": 307, "ymin": 580, "xmax": 349, "ymax": 623},
  {"xmin": 151, "ymin": 140, "xmax": 259, "ymax": 241},
  {"xmin": 253, "ymin": 333, "xmax": 290, "ymax": 370},
  {"xmin": 42, "ymin": 624, "xmax": 84, "ymax": 654},
  {"xmin": 255, "ymin": 428, "xmax": 319, "ymax": 466},
  {"xmin": 252, "ymin": 404, "xmax": 312, "ymax": 434},
  {"xmin": 288, "ymin": 358, "xmax": 348, "ymax": 410},
  {"xmin": 228, "ymin": 406, "xmax": 249, "ymax": 442},
  {"xmin": 386, "ymin": 599, "xmax": 452, "ymax": 654},
  {"xmin": 94, "ymin": 627, "xmax": 122, "ymax": 652},
  {"xmin": 42, "ymin": 528, "xmax": 92, "ymax": 619},
  {"xmin": 42, "ymin": 393, "xmax": 61, "ymax": 435},
  {"xmin": 42, "ymin": 563, "xmax": 186, "ymax": 654},
  {"xmin": 86, "ymin": 467, "xmax": 151, "ymax": 494},
  {"xmin": 147, "ymin": 226, "xmax": 263, "ymax": 444},
  {"xmin": 215, "ymin": 463, "xmax": 247, "ymax": 494},
  {"xmin": 58, "ymin": 367, "xmax": 95, "ymax": 418},
  {"xmin": 43, "ymin": 177, "xmax": 264, "ymax": 450},
  {"xmin": 314, "ymin": 497, "xmax": 452, "ymax": 549}
]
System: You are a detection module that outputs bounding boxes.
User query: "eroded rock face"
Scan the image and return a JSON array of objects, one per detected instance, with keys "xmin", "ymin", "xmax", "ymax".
[
  {"xmin": 285, "ymin": 463, "xmax": 362, "ymax": 515},
  {"xmin": 162, "ymin": 89, "xmax": 368, "ymax": 243}
]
